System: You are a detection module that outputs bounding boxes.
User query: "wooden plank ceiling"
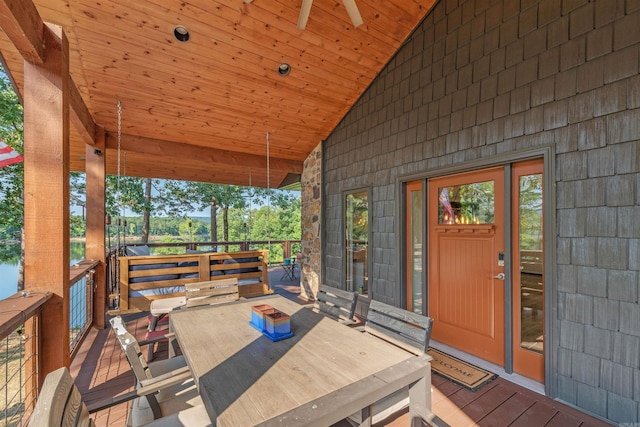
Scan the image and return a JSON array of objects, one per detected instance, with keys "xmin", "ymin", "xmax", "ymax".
[{"xmin": 0, "ymin": 0, "xmax": 436, "ymax": 187}]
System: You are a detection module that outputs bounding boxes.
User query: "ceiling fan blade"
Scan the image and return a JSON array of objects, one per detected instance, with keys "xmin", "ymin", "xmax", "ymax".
[
  {"xmin": 342, "ymin": 0, "xmax": 363, "ymax": 27},
  {"xmin": 243, "ymin": 0, "xmax": 253, "ymax": 3},
  {"xmin": 297, "ymin": 0, "xmax": 314, "ymax": 30}
]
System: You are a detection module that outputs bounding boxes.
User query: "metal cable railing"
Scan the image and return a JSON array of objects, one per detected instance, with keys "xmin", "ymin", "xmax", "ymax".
[
  {"xmin": 0, "ymin": 293, "xmax": 49, "ymax": 427},
  {"xmin": 69, "ymin": 262, "xmax": 98, "ymax": 355}
]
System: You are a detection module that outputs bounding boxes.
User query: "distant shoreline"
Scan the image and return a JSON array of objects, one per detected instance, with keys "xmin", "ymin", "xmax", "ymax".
[{"xmin": 3, "ymin": 235, "xmax": 186, "ymax": 245}]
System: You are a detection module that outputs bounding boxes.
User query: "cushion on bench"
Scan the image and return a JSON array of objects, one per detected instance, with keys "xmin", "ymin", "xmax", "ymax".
[
  {"xmin": 129, "ymin": 263, "xmax": 179, "ymax": 283},
  {"xmin": 223, "ymin": 257, "xmax": 260, "ymax": 274},
  {"xmin": 129, "ymin": 285, "xmax": 186, "ymax": 298},
  {"xmin": 125, "ymin": 245, "xmax": 150, "ymax": 256},
  {"xmin": 179, "ymin": 270, "xmax": 224, "ymax": 279}
]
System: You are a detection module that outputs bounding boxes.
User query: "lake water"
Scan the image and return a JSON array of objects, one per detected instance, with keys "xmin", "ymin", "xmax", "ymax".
[{"xmin": 0, "ymin": 242, "xmax": 85, "ymax": 300}]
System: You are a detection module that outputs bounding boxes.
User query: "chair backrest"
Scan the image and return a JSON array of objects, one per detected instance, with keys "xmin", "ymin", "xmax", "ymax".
[
  {"xmin": 185, "ymin": 278, "xmax": 239, "ymax": 308},
  {"xmin": 364, "ymin": 299, "xmax": 433, "ymax": 355},
  {"xmin": 109, "ymin": 316, "xmax": 153, "ymax": 382},
  {"xmin": 29, "ymin": 367, "xmax": 94, "ymax": 427},
  {"xmin": 314, "ymin": 284, "xmax": 358, "ymax": 323}
]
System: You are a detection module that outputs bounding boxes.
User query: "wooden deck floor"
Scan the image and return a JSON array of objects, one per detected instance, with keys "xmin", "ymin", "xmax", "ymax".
[{"xmin": 70, "ymin": 268, "xmax": 611, "ymax": 427}]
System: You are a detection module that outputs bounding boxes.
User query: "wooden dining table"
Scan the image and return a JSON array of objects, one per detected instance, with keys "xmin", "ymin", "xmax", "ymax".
[{"xmin": 169, "ymin": 294, "xmax": 433, "ymax": 426}]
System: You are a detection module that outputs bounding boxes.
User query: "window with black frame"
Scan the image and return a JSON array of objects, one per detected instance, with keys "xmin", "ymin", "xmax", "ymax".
[{"xmin": 345, "ymin": 190, "xmax": 368, "ymax": 296}]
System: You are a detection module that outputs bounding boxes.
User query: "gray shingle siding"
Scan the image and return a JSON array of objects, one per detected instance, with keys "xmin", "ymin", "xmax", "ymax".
[{"xmin": 321, "ymin": 1, "xmax": 640, "ymax": 422}]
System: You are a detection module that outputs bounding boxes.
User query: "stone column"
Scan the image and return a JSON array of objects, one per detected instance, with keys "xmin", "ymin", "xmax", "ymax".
[{"xmin": 300, "ymin": 144, "xmax": 322, "ymax": 300}]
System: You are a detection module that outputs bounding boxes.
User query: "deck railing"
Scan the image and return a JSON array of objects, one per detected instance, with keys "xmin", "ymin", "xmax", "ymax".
[
  {"xmin": 114, "ymin": 239, "xmax": 301, "ymax": 261},
  {"xmin": 0, "ymin": 292, "xmax": 50, "ymax": 427},
  {"xmin": 69, "ymin": 260, "xmax": 99, "ymax": 357},
  {"xmin": 0, "ymin": 260, "xmax": 97, "ymax": 426}
]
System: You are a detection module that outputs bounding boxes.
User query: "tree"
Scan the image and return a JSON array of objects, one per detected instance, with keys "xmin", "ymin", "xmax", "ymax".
[
  {"xmin": 0, "ymin": 66, "xmax": 24, "ymax": 290},
  {"xmin": 0, "ymin": 66, "xmax": 24, "ymax": 237},
  {"xmin": 142, "ymin": 178, "xmax": 152, "ymax": 243},
  {"xmin": 104, "ymin": 175, "xmax": 160, "ymax": 246},
  {"xmin": 160, "ymin": 181, "xmax": 248, "ymax": 249}
]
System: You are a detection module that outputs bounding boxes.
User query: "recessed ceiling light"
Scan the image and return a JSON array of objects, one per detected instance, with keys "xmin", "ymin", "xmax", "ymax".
[
  {"xmin": 173, "ymin": 26, "xmax": 190, "ymax": 42},
  {"xmin": 278, "ymin": 63, "xmax": 291, "ymax": 76}
]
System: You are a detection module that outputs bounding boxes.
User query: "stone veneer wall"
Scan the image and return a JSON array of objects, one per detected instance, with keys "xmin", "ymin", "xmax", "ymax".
[
  {"xmin": 300, "ymin": 143, "xmax": 322, "ymax": 300},
  {"xmin": 321, "ymin": 0, "xmax": 640, "ymax": 423}
]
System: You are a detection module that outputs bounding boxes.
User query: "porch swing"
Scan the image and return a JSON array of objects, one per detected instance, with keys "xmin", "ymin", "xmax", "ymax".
[{"xmin": 108, "ymin": 102, "xmax": 273, "ymax": 315}]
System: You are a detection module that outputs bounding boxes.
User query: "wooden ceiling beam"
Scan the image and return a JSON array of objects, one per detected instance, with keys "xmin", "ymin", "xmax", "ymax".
[
  {"xmin": 0, "ymin": 0, "xmax": 97, "ymax": 145},
  {"xmin": 0, "ymin": 0, "xmax": 45, "ymax": 64},
  {"xmin": 68, "ymin": 77, "xmax": 97, "ymax": 146},
  {"xmin": 105, "ymin": 132, "xmax": 304, "ymax": 174}
]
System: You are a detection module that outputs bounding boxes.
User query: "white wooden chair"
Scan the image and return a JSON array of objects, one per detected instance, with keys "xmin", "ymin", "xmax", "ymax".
[
  {"xmin": 28, "ymin": 367, "xmax": 212, "ymax": 427},
  {"xmin": 109, "ymin": 316, "xmax": 203, "ymax": 425},
  {"xmin": 313, "ymin": 284, "xmax": 358, "ymax": 324}
]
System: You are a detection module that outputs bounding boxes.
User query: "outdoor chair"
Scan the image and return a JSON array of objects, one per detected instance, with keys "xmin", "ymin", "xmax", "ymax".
[
  {"xmin": 364, "ymin": 299, "xmax": 433, "ymax": 355},
  {"xmin": 184, "ymin": 277, "xmax": 239, "ymax": 308},
  {"xmin": 146, "ymin": 278, "xmax": 239, "ymax": 360},
  {"xmin": 109, "ymin": 316, "xmax": 204, "ymax": 425},
  {"xmin": 28, "ymin": 367, "xmax": 211, "ymax": 427},
  {"xmin": 348, "ymin": 299, "xmax": 441, "ymax": 426},
  {"xmin": 313, "ymin": 284, "xmax": 358, "ymax": 325},
  {"xmin": 149, "ymin": 297, "xmax": 186, "ymax": 331}
]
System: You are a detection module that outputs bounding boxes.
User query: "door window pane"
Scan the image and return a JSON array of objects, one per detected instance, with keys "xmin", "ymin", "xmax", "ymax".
[
  {"xmin": 518, "ymin": 174, "xmax": 543, "ymax": 354},
  {"xmin": 438, "ymin": 181, "xmax": 495, "ymax": 224},
  {"xmin": 346, "ymin": 191, "xmax": 368, "ymax": 295}
]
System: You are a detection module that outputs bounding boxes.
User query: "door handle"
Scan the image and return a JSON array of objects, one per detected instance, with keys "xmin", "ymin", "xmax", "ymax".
[{"xmin": 491, "ymin": 273, "xmax": 505, "ymax": 280}]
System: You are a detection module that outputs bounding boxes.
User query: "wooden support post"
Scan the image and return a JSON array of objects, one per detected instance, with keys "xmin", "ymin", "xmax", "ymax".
[
  {"xmin": 86, "ymin": 127, "xmax": 106, "ymax": 328},
  {"xmin": 23, "ymin": 23, "xmax": 71, "ymax": 378},
  {"xmin": 283, "ymin": 240, "xmax": 291, "ymax": 260}
]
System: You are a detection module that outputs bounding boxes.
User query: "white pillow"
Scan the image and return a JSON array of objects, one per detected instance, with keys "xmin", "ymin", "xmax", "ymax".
[{"xmin": 125, "ymin": 245, "xmax": 150, "ymax": 256}]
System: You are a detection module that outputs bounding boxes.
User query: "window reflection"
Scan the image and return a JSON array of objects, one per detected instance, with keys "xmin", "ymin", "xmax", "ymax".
[
  {"xmin": 438, "ymin": 181, "xmax": 495, "ymax": 224},
  {"xmin": 518, "ymin": 174, "xmax": 543, "ymax": 354},
  {"xmin": 346, "ymin": 191, "xmax": 368, "ymax": 296}
]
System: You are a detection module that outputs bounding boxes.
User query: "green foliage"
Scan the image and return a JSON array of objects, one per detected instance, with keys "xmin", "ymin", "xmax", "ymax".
[
  {"xmin": 0, "ymin": 66, "xmax": 24, "ymax": 238},
  {"xmin": 69, "ymin": 215, "xmax": 86, "ymax": 237},
  {"xmin": 518, "ymin": 174, "xmax": 543, "ymax": 250},
  {"xmin": 346, "ymin": 191, "xmax": 368, "ymax": 242},
  {"xmin": 247, "ymin": 198, "xmax": 302, "ymax": 260},
  {"xmin": 0, "ymin": 241, "xmax": 20, "ymax": 265},
  {"xmin": 105, "ymin": 175, "xmax": 150, "ymax": 217}
]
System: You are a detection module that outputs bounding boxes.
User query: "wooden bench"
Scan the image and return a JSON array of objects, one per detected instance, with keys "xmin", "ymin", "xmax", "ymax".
[
  {"xmin": 114, "ymin": 250, "xmax": 271, "ymax": 313},
  {"xmin": 313, "ymin": 284, "xmax": 358, "ymax": 324}
]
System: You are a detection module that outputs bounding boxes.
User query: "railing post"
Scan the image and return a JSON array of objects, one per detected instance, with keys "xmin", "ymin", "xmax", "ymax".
[
  {"xmin": 283, "ymin": 240, "xmax": 291, "ymax": 261},
  {"xmin": 86, "ymin": 127, "xmax": 106, "ymax": 329}
]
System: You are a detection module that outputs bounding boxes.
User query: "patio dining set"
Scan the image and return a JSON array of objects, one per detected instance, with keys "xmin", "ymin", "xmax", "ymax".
[{"xmin": 29, "ymin": 280, "xmax": 445, "ymax": 427}]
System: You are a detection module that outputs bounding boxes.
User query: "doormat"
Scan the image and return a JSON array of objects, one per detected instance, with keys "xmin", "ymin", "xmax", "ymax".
[{"xmin": 427, "ymin": 348, "xmax": 498, "ymax": 391}]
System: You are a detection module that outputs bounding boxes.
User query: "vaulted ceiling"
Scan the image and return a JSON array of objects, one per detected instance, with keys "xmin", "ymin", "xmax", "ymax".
[{"xmin": 0, "ymin": 0, "xmax": 437, "ymax": 187}]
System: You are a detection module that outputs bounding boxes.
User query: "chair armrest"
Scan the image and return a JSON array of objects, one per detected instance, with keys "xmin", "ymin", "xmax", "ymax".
[
  {"xmin": 86, "ymin": 368, "xmax": 193, "ymax": 414},
  {"xmin": 139, "ymin": 332, "xmax": 175, "ymax": 347},
  {"xmin": 138, "ymin": 365, "xmax": 192, "ymax": 388}
]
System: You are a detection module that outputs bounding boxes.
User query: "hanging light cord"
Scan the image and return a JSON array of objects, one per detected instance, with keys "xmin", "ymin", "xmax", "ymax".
[
  {"xmin": 266, "ymin": 132, "xmax": 271, "ymax": 256},
  {"xmin": 116, "ymin": 100, "xmax": 122, "ymax": 254},
  {"xmin": 248, "ymin": 168, "xmax": 252, "ymax": 242}
]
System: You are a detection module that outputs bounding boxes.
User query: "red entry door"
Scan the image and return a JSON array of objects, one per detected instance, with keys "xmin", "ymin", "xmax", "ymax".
[{"xmin": 428, "ymin": 168, "xmax": 505, "ymax": 366}]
